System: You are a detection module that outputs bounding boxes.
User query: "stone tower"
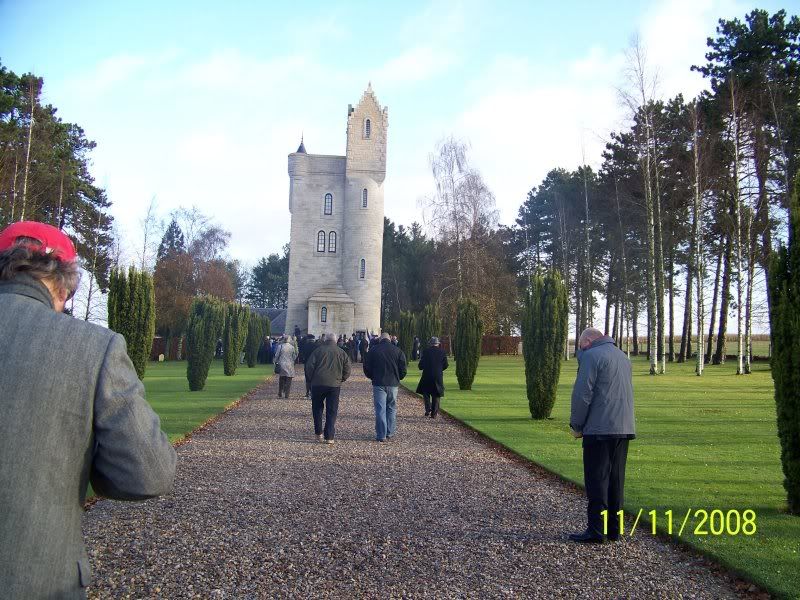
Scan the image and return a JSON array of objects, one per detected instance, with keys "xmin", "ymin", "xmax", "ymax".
[{"xmin": 284, "ymin": 85, "xmax": 388, "ymax": 337}]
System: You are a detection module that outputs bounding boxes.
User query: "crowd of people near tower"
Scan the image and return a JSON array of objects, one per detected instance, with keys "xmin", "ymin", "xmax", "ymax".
[{"xmin": 269, "ymin": 325, "xmax": 448, "ymax": 444}]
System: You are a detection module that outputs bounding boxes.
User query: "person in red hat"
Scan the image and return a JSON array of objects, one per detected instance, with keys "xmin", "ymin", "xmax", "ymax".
[{"xmin": 0, "ymin": 221, "xmax": 177, "ymax": 597}]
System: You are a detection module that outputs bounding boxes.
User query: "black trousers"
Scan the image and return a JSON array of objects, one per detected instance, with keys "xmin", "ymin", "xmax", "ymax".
[
  {"xmin": 311, "ymin": 386, "xmax": 341, "ymax": 440},
  {"xmin": 423, "ymin": 394, "xmax": 440, "ymax": 417},
  {"xmin": 583, "ymin": 438, "xmax": 629, "ymax": 537},
  {"xmin": 278, "ymin": 376, "xmax": 292, "ymax": 398}
]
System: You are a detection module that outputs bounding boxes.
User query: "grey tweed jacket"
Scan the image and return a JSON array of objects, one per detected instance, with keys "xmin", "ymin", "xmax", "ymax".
[{"xmin": 0, "ymin": 276, "xmax": 177, "ymax": 598}]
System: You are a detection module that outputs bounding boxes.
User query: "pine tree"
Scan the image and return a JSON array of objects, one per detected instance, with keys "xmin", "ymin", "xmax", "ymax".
[
  {"xmin": 223, "ymin": 303, "xmax": 251, "ymax": 376},
  {"xmin": 398, "ymin": 310, "xmax": 416, "ymax": 360},
  {"xmin": 107, "ymin": 266, "xmax": 156, "ymax": 379},
  {"xmin": 522, "ymin": 272, "xmax": 569, "ymax": 419},
  {"xmin": 417, "ymin": 303, "xmax": 442, "ymax": 347},
  {"xmin": 768, "ymin": 171, "xmax": 800, "ymax": 515},
  {"xmin": 186, "ymin": 297, "xmax": 225, "ymax": 391},
  {"xmin": 244, "ymin": 314, "xmax": 270, "ymax": 368},
  {"xmin": 157, "ymin": 218, "xmax": 185, "ymax": 260},
  {"xmin": 455, "ymin": 298, "xmax": 483, "ymax": 390}
]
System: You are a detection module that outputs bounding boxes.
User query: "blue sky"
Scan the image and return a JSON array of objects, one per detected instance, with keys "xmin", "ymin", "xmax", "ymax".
[{"xmin": 1, "ymin": 0, "xmax": 785, "ymax": 265}]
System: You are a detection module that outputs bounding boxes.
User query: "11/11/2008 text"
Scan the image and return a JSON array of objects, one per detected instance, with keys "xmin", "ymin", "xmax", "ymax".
[{"xmin": 601, "ymin": 509, "xmax": 757, "ymax": 537}]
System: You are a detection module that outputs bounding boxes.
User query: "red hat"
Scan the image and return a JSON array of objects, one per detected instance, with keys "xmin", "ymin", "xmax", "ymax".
[{"xmin": 0, "ymin": 221, "xmax": 78, "ymax": 262}]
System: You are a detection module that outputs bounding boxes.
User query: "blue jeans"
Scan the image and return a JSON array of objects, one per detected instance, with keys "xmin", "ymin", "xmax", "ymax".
[{"xmin": 372, "ymin": 385, "xmax": 398, "ymax": 440}]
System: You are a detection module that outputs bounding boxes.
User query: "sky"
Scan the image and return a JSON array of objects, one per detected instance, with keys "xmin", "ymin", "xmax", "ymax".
[{"xmin": 0, "ymin": 0, "xmax": 788, "ymax": 266}]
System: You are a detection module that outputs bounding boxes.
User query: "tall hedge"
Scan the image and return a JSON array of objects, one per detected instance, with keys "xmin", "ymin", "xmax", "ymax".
[
  {"xmin": 223, "ymin": 303, "xmax": 251, "ymax": 376},
  {"xmin": 398, "ymin": 310, "xmax": 416, "ymax": 359},
  {"xmin": 245, "ymin": 314, "xmax": 271, "ymax": 368},
  {"xmin": 417, "ymin": 303, "xmax": 442, "ymax": 347},
  {"xmin": 768, "ymin": 170, "xmax": 800, "ymax": 515},
  {"xmin": 186, "ymin": 296, "xmax": 225, "ymax": 391},
  {"xmin": 455, "ymin": 298, "xmax": 483, "ymax": 390},
  {"xmin": 107, "ymin": 266, "xmax": 156, "ymax": 380},
  {"xmin": 522, "ymin": 271, "xmax": 569, "ymax": 419}
]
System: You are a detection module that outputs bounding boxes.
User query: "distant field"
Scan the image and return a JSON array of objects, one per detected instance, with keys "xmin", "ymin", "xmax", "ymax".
[{"xmin": 404, "ymin": 355, "xmax": 797, "ymax": 599}]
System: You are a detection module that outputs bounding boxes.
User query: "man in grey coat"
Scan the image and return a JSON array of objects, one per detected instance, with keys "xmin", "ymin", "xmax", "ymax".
[
  {"xmin": 0, "ymin": 221, "xmax": 177, "ymax": 598},
  {"xmin": 569, "ymin": 327, "xmax": 635, "ymax": 543}
]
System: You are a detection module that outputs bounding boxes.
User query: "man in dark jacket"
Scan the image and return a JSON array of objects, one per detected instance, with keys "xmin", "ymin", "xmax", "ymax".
[
  {"xmin": 359, "ymin": 334, "xmax": 370, "ymax": 362},
  {"xmin": 304, "ymin": 334, "xmax": 351, "ymax": 444},
  {"xmin": 416, "ymin": 337, "xmax": 449, "ymax": 418},
  {"xmin": 569, "ymin": 327, "xmax": 636, "ymax": 543},
  {"xmin": 363, "ymin": 332, "xmax": 407, "ymax": 441},
  {"xmin": 0, "ymin": 221, "xmax": 177, "ymax": 597}
]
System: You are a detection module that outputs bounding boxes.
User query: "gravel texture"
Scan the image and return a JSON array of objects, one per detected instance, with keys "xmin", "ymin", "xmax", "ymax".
[{"xmin": 83, "ymin": 373, "xmax": 745, "ymax": 599}]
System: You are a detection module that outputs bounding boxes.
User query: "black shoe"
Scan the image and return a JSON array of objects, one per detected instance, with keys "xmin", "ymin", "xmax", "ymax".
[
  {"xmin": 568, "ymin": 530, "xmax": 605, "ymax": 544},
  {"xmin": 424, "ymin": 412, "xmax": 430, "ymax": 417},
  {"xmin": 606, "ymin": 534, "xmax": 621, "ymax": 542}
]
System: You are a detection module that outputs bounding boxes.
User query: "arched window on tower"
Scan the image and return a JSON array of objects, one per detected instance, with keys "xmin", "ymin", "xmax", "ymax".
[
  {"xmin": 359, "ymin": 258, "xmax": 366, "ymax": 280},
  {"xmin": 324, "ymin": 193, "xmax": 333, "ymax": 215},
  {"xmin": 321, "ymin": 306, "xmax": 327, "ymax": 323},
  {"xmin": 362, "ymin": 188, "xmax": 368, "ymax": 208},
  {"xmin": 364, "ymin": 119, "xmax": 371, "ymax": 139},
  {"xmin": 317, "ymin": 231, "xmax": 326, "ymax": 252},
  {"xmin": 328, "ymin": 231, "xmax": 336, "ymax": 253}
]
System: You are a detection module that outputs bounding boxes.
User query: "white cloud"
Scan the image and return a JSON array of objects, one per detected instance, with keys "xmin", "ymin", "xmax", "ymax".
[{"xmin": 376, "ymin": 45, "xmax": 457, "ymax": 86}]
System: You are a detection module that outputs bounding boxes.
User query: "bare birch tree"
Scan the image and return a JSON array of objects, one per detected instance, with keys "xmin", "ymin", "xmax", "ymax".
[{"xmin": 620, "ymin": 36, "xmax": 660, "ymax": 375}]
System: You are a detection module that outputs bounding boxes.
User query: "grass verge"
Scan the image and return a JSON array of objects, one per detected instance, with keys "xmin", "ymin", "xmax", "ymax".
[{"xmin": 404, "ymin": 355, "xmax": 798, "ymax": 599}]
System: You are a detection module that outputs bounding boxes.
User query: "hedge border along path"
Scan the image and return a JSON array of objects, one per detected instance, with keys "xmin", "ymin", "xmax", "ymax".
[{"xmin": 82, "ymin": 373, "xmax": 745, "ymax": 599}]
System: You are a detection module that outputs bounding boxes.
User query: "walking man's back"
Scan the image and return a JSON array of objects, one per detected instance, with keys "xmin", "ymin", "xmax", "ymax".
[
  {"xmin": 0, "ymin": 221, "xmax": 177, "ymax": 597},
  {"xmin": 363, "ymin": 333, "xmax": 407, "ymax": 442}
]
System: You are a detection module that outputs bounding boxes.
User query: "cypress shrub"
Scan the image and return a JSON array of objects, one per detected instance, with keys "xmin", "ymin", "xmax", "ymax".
[
  {"xmin": 768, "ymin": 170, "xmax": 800, "ymax": 515},
  {"xmin": 107, "ymin": 266, "xmax": 156, "ymax": 380},
  {"xmin": 417, "ymin": 303, "xmax": 442, "ymax": 347},
  {"xmin": 186, "ymin": 296, "xmax": 225, "ymax": 391},
  {"xmin": 223, "ymin": 303, "xmax": 251, "ymax": 376},
  {"xmin": 522, "ymin": 271, "xmax": 569, "ymax": 419},
  {"xmin": 455, "ymin": 298, "xmax": 483, "ymax": 390},
  {"xmin": 398, "ymin": 310, "xmax": 416, "ymax": 359},
  {"xmin": 244, "ymin": 316, "xmax": 264, "ymax": 368}
]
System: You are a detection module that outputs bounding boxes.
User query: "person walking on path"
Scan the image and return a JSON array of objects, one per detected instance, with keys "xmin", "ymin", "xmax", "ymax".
[
  {"xmin": 416, "ymin": 337, "xmax": 449, "ymax": 418},
  {"xmin": 359, "ymin": 334, "xmax": 370, "ymax": 363},
  {"xmin": 304, "ymin": 334, "xmax": 351, "ymax": 444},
  {"xmin": 274, "ymin": 335, "xmax": 298, "ymax": 398},
  {"xmin": 411, "ymin": 336, "xmax": 420, "ymax": 360},
  {"xmin": 0, "ymin": 221, "xmax": 177, "ymax": 598},
  {"xmin": 364, "ymin": 332, "xmax": 407, "ymax": 442},
  {"xmin": 568, "ymin": 327, "xmax": 636, "ymax": 544}
]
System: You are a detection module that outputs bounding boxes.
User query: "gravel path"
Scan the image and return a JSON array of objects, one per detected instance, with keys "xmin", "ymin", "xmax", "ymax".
[{"xmin": 83, "ymin": 373, "xmax": 744, "ymax": 599}]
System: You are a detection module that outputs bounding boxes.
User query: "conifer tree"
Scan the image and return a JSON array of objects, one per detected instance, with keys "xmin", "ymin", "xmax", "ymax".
[
  {"xmin": 522, "ymin": 271, "xmax": 569, "ymax": 419},
  {"xmin": 107, "ymin": 266, "xmax": 156, "ymax": 379},
  {"xmin": 223, "ymin": 303, "xmax": 251, "ymax": 376},
  {"xmin": 244, "ymin": 314, "xmax": 270, "ymax": 368},
  {"xmin": 186, "ymin": 297, "xmax": 224, "ymax": 391},
  {"xmin": 398, "ymin": 310, "xmax": 416, "ymax": 360},
  {"xmin": 768, "ymin": 171, "xmax": 800, "ymax": 515},
  {"xmin": 417, "ymin": 303, "xmax": 442, "ymax": 347},
  {"xmin": 455, "ymin": 298, "xmax": 483, "ymax": 390}
]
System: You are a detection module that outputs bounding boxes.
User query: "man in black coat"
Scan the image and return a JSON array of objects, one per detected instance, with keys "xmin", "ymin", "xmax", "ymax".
[{"xmin": 416, "ymin": 337, "xmax": 449, "ymax": 418}]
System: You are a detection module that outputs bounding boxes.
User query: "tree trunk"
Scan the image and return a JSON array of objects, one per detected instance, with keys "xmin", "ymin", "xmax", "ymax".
[
  {"xmin": 604, "ymin": 256, "xmax": 613, "ymax": 336},
  {"xmin": 20, "ymin": 79, "xmax": 37, "ymax": 221},
  {"xmin": 653, "ymin": 128, "xmax": 666, "ymax": 374},
  {"xmin": 713, "ymin": 234, "xmax": 733, "ymax": 365},
  {"xmin": 668, "ymin": 250, "xmax": 675, "ymax": 362},
  {"xmin": 678, "ymin": 262, "xmax": 692, "ymax": 363},
  {"xmin": 612, "ymin": 297, "xmax": 620, "ymax": 342},
  {"xmin": 632, "ymin": 301, "xmax": 640, "ymax": 356},
  {"xmin": 744, "ymin": 209, "xmax": 755, "ymax": 374},
  {"xmin": 705, "ymin": 244, "xmax": 723, "ymax": 364}
]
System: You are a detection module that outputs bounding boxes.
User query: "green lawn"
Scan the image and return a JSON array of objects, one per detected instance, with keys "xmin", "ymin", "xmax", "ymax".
[
  {"xmin": 143, "ymin": 360, "xmax": 273, "ymax": 442},
  {"xmin": 405, "ymin": 355, "xmax": 799, "ymax": 599}
]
